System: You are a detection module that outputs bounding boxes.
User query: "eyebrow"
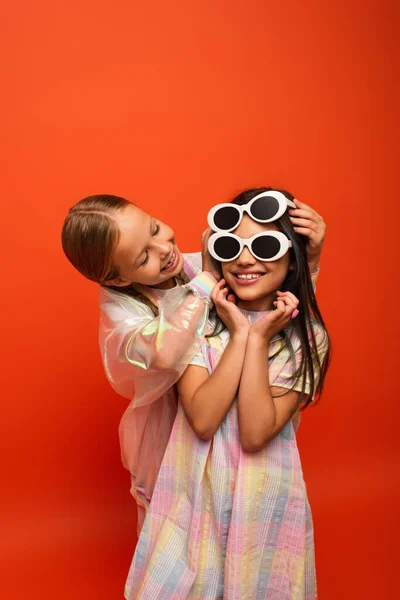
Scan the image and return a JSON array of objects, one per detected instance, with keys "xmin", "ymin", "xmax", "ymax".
[{"xmin": 134, "ymin": 218, "xmax": 153, "ymax": 266}]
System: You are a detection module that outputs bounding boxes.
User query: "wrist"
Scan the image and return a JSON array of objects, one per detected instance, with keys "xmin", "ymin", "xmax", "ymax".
[
  {"xmin": 231, "ymin": 329, "xmax": 249, "ymax": 343},
  {"xmin": 248, "ymin": 330, "xmax": 271, "ymax": 348},
  {"xmin": 309, "ymin": 263, "xmax": 320, "ymax": 276},
  {"xmin": 308, "ymin": 257, "xmax": 320, "ymax": 274},
  {"xmin": 202, "ymin": 255, "xmax": 214, "ymax": 271}
]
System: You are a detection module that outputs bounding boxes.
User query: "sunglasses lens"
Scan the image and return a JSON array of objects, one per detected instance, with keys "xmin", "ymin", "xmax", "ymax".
[
  {"xmin": 251, "ymin": 196, "xmax": 280, "ymax": 221},
  {"xmin": 213, "ymin": 206, "xmax": 240, "ymax": 230},
  {"xmin": 214, "ymin": 236, "xmax": 241, "ymax": 260},
  {"xmin": 252, "ymin": 235, "xmax": 282, "ymax": 260}
]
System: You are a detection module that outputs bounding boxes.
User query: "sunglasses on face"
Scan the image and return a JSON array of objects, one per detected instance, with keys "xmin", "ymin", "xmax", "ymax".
[
  {"xmin": 208, "ymin": 231, "xmax": 292, "ymax": 262},
  {"xmin": 207, "ymin": 191, "xmax": 296, "ymax": 233}
]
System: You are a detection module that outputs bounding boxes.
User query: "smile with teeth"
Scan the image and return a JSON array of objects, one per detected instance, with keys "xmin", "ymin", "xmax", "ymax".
[
  {"xmin": 235, "ymin": 273, "xmax": 264, "ymax": 280},
  {"xmin": 162, "ymin": 250, "xmax": 177, "ymax": 271},
  {"xmin": 231, "ymin": 272, "xmax": 266, "ymax": 286}
]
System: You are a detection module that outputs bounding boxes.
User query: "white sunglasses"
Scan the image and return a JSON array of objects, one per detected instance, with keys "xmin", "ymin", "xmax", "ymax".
[
  {"xmin": 207, "ymin": 191, "xmax": 296, "ymax": 233},
  {"xmin": 208, "ymin": 231, "xmax": 292, "ymax": 262}
]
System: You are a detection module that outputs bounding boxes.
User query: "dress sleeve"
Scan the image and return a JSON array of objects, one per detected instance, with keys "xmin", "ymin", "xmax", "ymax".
[
  {"xmin": 269, "ymin": 321, "xmax": 328, "ymax": 401},
  {"xmin": 99, "ymin": 271, "xmax": 216, "ymax": 406},
  {"xmin": 188, "ymin": 343, "xmax": 208, "ymax": 368}
]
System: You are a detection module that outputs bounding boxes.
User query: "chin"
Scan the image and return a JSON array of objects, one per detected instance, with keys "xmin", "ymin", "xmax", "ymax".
[{"xmin": 234, "ymin": 287, "xmax": 262, "ymax": 302}]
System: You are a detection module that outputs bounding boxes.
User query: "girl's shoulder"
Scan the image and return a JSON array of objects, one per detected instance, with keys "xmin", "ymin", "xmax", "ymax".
[
  {"xmin": 305, "ymin": 319, "xmax": 329, "ymax": 354},
  {"xmin": 98, "ymin": 286, "xmax": 154, "ymax": 324},
  {"xmin": 269, "ymin": 319, "xmax": 328, "ymax": 356}
]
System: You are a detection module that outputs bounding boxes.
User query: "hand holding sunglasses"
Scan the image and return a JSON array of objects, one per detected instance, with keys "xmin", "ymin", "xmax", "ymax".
[{"xmin": 288, "ymin": 198, "xmax": 326, "ymax": 271}]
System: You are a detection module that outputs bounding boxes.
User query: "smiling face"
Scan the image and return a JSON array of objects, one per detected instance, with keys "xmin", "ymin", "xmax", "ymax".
[
  {"xmin": 221, "ymin": 214, "xmax": 293, "ymax": 311},
  {"xmin": 107, "ymin": 204, "xmax": 184, "ymax": 289}
]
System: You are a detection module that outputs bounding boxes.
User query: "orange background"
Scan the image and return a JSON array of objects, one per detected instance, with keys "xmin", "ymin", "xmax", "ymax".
[{"xmin": 1, "ymin": 1, "xmax": 398, "ymax": 598}]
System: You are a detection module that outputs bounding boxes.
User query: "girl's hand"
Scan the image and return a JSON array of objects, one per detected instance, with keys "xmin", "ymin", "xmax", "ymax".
[
  {"xmin": 288, "ymin": 199, "xmax": 326, "ymax": 271},
  {"xmin": 211, "ymin": 279, "xmax": 250, "ymax": 339},
  {"xmin": 249, "ymin": 291, "xmax": 299, "ymax": 343},
  {"xmin": 202, "ymin": 228, "xmax": 221, "ymax": 281}
]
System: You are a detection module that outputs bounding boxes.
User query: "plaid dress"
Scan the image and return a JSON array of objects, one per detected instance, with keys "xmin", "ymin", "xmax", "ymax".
[{"xmin": 125, "ymin": 310, "xmax": 328, "ymax": 600}]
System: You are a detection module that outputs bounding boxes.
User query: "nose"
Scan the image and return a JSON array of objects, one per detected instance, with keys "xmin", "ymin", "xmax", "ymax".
[
  {"xmin": 153, "ymin": 237, "xmax": 171, "ymax": 258},
  {"xmin": 236, "ymin": 245, "xmax": 256, "ymax": 266}
]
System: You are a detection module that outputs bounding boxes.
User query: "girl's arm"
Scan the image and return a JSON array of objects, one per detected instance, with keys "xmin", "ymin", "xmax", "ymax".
[
  {"xmin": 238, "ymin": 292, "xmax": 302, "ymax": 453},
  {"xmin": 238, "ymin": 339, "xmax": 303, "ymax": 453},
  {"xmin": 177, "ymin": 335, "xmax": 247, "ymax": 440},
  {"xmin": 177, "ymin": 279, "xmax": 250, "ymax": 440}
]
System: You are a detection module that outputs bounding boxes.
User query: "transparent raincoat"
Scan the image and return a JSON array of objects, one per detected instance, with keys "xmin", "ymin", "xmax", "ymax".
[{"xmin": 98, "ymin": 253, "xmax": 215, "ymax": 531}]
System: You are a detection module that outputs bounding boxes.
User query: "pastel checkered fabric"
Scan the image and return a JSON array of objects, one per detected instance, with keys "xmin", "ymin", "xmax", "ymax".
[{"xmin": 125, "ymin": 311, "xmax": 328, "ymax": 599}]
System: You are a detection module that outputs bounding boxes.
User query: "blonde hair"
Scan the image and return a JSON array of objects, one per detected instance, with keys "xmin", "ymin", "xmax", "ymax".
[{"xmin": 61, "ymin": 194, "xmax": 189, "ymax": 315}]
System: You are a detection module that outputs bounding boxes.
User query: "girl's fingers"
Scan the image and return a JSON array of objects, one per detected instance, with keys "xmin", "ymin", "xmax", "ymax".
[
  {"xmin": 289, "ymin": 208, "xmax": 315, "ymax": 220},
  {"xmin": 273, "ymin": 299, "xmax": 286, "ymax": 315},
  {"xmin": 279, "ymin": 295, "xmax": 299, "ymax": 307},
  {"xmin": 202, "ymin": 227, "xmax": 213, "ymax": 242},
  {"xmin": 285, "ymin": 301, "xmax": 296, "ymax": 316},
  {"xmin": 214, "ymin": 284, "xmax": 232, "ymax": 308},
  {"xmin": 274, "ymin": 300, "xmax": 296, "ymax": 313},
  {"xmin": 211, "ymin": 280, "xmax": 226, "ymax": 304},
  {"xmin": 276, "ymin": 298, "xmax": 296, "ymax": 314},
  {"xmin": 215, "ymin": 295, "xmax": 228, "ymax": 310},
  {"xmin": 216, "ymin": 287, "xmax": 228, "ymax": 302},
  {"xmin": 212, "ymin": 279, "xmax": 226, "ymax": 295},
  {"xmin": 219, "ymin": 285, "xmax": 230, "ymax": 301},
  {"xmin": 289, "ymin": 208, "xmax": 321, "ymax": 221},
  {"xmin": 273, "ymin": 294, "xmax": 299, "ymax": 321},
  {"xmin": 293, "ymin": 226, "xmax": 317, "ymax": 241},
  {"xmin": 276, "ymin": 291, "xmax": 299, "ymax": 306},
  {"xmin": 289, "ymin": 217, "xmax": 318, "ymax": 230}
]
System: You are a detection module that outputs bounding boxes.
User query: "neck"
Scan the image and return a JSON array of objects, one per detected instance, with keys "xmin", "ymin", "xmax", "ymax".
[{"xmin": 237, "ymin": 292, "xmax": 275, "ymax": 312}]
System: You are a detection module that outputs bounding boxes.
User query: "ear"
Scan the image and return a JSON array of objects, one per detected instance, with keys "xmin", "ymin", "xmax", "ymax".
[
  {"xmin": 104, "ymin": 276, "xmax": 132, "ymax": 288},
  {"xmin": 289, "ymin": 261, "xmax": 296, "ymax": 271}
]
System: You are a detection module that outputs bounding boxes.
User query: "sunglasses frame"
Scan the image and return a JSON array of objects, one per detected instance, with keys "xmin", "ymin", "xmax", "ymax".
[
  {"xmin": 207, "ymin": 191, "xmax": 296, "ymax": 233},
  {"xmin": 208, "ymin": 231, "xmax": 293, "ymax": 263}
]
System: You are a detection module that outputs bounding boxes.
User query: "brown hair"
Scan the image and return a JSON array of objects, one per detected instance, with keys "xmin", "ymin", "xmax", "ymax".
[{"xmin": 61, "ymin": 194, "xmax": 189, "ymax": 315}]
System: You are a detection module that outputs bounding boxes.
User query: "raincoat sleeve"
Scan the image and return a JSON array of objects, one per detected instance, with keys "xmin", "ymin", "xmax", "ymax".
[{"xmin": 98, "ymin": 270, "xmax": 216, "ymax": 406}]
